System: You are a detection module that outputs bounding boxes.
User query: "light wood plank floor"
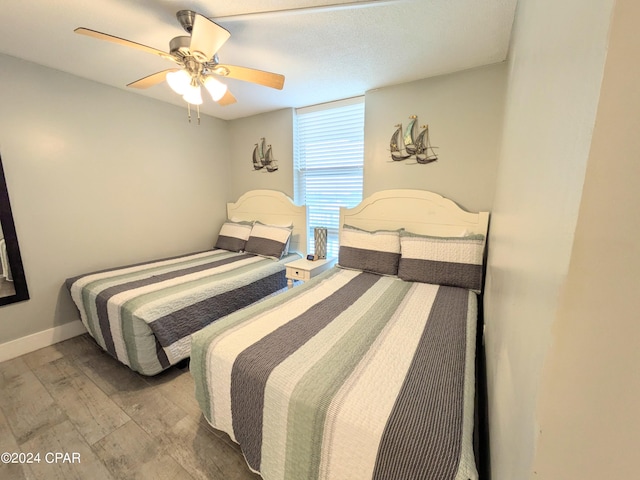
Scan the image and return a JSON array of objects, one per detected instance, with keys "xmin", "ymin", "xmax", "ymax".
[{"xmin": 0, "ymin": 334, "xmax": 261, "ymax": 480}]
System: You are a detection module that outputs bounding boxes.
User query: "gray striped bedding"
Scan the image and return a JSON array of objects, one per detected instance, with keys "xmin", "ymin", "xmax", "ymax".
[
  {"xmin": 191, "ymin": 266, "xmax": 479, "ymax": 480},
  {"xmin": 66, "ymin": 249, "xmax": 299, "ymax": 375}
]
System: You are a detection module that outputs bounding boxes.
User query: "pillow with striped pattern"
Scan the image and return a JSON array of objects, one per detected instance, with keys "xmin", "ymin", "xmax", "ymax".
[
  {"xmin": 214, "ymin": 221, "xmax": 254, "ymax": 252},
  {"xmin": 245, "ymin": 222, "xmax": 293, "ymax": 260},
  {"xmin": 398, "ymin": 231, "xmax": 485, "ymax": 291},
  {"xmin": 338, "ymin": 224, "xmax": 401, "ymax": 276}
]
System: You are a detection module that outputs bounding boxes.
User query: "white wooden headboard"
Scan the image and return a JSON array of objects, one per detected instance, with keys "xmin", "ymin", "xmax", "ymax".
[
  {"xmin": 340, "ymin": 189, "xmax": 489, "ymax": 239},
  {"xmin": 227, "ymin": 190, "xmax": 307, "ymax": 256}
]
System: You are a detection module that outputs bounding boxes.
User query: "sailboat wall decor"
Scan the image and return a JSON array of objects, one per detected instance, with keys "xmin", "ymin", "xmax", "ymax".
[
  {"xmin": 390, "ymin": 116, "xmax": 438, "ymax": 164},
  {"xmin": 252, "ymin": 137, "xmax": 278, "ymax": 172}
]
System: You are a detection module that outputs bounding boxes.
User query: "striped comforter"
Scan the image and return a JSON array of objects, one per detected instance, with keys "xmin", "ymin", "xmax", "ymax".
[
  {"xmin": 191, "ymin": 267, "xmax": 479, "ymax": 480},
  {"xmin": 67, "ymin": 249, "xmax": 298, "ymax": 375}
]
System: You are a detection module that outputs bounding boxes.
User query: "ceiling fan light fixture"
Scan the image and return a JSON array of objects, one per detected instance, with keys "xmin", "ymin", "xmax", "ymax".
[
  {"xmin": 203, "ymin": 76, "xmax": 228, "ymax": 101},
  {"xmin": 182, "ymin": 84, "xmax": 203, "ymax": 105},
  {"xmin": 75, "ymin": 8, "xmax": 284, "ymax": 115},
  {"xmin": 166, "ymin": 69, "xmax": 191, "ymax": 95}
]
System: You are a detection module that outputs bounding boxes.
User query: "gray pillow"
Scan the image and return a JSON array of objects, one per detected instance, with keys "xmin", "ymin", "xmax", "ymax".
[
  {"xmin": 398, "ymin": 231, "xmax": 485, "ymax": 291},
  {"xmin": 338, "ymin": 224, "xmax": 401, "ymax": 276}
]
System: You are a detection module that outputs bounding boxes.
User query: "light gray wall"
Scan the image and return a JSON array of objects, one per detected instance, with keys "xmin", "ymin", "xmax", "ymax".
[
  {"xmin": 0, "ymin": 54, "xmax": 231, "ymax": 344},
  {"xmin": 364, "ymin": 63, "xmax": 507, "ymax": 212},
  {"xmin": 483, "ymin": 0, "xmax": 615, "ymax": 478},
  {"xmin": 532, "ymin": 0, "xmax": 640, "ymax": 477},
  {"xmin": 227, "ymin": 109, "xmax": 294, "ymax": 201}
]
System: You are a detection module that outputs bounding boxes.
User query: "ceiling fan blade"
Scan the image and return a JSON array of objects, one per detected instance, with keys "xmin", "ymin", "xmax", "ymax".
[
  {"xmin": 216, "ymin": 64, "xmax": 285, "ymax": 90},
  {"xmin": 189, "ymin": 15, "xmax": 230, "ymax": 62},
  {"xmin": 127, "ymin": 69, "xmax": 178, "ymax": 89},
  {"xmin": 74, "ymin": 28, "xmax": 176, "ymax": 62},
  {"xmin": 218, "ymin": 89, "xmax": 237, "ymax": 106}
]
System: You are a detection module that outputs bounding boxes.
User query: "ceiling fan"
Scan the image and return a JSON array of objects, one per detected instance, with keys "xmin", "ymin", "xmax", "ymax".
[{"xmin": 74, "ymin": 10, "xmax": 285, "ymax": 109}]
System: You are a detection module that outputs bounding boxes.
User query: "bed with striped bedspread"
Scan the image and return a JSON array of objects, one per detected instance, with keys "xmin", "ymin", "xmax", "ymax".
[
  {"xmin": 67, "ymin": 249, "xmax": 299, "ymax": 375},
  {"xmin": 191, "ymin": 266, "xmax": 479, "ymax": 480}
]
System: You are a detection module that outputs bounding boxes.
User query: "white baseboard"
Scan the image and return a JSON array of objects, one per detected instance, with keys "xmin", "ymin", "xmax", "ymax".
[{"xmin": 0, "ymin": 320, "xmax": 87, "ymax": 363}]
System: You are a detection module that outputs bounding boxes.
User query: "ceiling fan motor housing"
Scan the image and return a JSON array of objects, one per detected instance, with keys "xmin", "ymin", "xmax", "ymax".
[{"xmin": 169, "ymin": 36, "xmax": 191, "ymax": 56}]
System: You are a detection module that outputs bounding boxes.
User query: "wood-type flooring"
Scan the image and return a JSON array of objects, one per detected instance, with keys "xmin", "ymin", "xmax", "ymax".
[{"xmin": 0, "ymin": 334, "xmax": 260, "ymax": 480}]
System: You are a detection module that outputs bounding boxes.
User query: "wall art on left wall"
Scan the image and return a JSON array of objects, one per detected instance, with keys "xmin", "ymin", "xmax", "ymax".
[{"xmin": 252, "ymin": 138, "xmax": 279, "ymax": 172}]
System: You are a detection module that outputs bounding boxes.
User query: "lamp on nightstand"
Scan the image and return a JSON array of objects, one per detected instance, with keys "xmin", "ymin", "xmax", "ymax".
[{"xmin": 314, "ymin": 227, "xmax": 328, "ymax": 259}]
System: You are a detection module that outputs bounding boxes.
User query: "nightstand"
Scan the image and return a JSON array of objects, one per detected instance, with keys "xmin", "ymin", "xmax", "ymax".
[{"xmin": 285, "ymin": 257, "xmax": 336, "ymax": 288}]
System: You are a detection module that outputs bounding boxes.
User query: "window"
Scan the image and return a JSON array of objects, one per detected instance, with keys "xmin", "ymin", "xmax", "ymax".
[{"xmin": 294, "ymin": 97, "xmax": 365, "ymax": 258}]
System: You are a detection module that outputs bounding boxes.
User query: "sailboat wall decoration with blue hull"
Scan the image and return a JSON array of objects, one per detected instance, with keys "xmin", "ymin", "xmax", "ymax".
[
  {"xmin": 390, "ymin": 116, "xmax": 438, "ymax": 164},
  {"xmin": 252, "ymin": 137, "xmax": 278, "ymax": 172}
]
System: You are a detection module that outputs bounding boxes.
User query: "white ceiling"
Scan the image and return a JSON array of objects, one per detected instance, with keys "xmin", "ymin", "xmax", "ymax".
[{"xmin": 0, "ymin": 0, "xmax": 517, "ymax": 120}]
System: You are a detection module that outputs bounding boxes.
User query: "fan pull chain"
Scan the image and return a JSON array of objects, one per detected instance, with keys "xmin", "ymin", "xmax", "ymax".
[{"xmin": 185, "ymin": 104, "xmax": 201, "ymax": 125}]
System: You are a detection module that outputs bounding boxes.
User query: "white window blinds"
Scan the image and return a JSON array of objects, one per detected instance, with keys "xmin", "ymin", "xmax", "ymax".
[{"xmin": 294, "ymin": 97, "xmax": 365, "ymax": 258}]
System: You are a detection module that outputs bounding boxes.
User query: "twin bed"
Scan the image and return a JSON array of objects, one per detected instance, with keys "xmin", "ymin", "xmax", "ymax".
[
  {"xmin": 66, "ymin": 190, "xmax": 306, "ymax": 375},
  {"xmin": 68, "ymin": 188, "xmax": 489, "ymax": 479}
]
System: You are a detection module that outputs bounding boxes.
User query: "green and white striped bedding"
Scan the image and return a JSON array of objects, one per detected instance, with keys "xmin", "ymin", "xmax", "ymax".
[
  {"xmin": 191, "ymin": 267, "xmax": 479, "ymax": 480},
  {"xmin": 67, "ymin": 249, "xmax": 299, "ymax": 375}
]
